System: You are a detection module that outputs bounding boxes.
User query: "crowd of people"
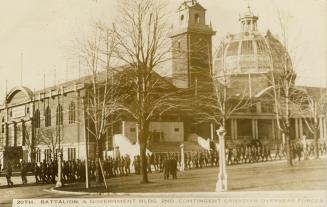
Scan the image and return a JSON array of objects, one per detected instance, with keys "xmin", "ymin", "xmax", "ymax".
[{"xmin": 0, "ymin": 140, "xmax": 326, "ymax": 187}]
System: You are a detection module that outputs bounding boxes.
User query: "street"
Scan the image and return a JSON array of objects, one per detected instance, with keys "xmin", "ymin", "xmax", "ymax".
[{"xmin": 1, "ymin": 157, "xmax": 326, "ymax": 207}]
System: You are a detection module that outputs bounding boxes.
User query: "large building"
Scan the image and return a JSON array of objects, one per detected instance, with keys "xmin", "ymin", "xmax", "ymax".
[{"xmin": 0, "ymin": 0, "xmax": 326, "ymax": 167}]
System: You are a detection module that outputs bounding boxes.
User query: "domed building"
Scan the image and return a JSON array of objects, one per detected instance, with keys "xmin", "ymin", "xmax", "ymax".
[
  {"xmin": 214, "ymin": 6, "xmax": 293, "ymax": 97},
  {"xmin": 210, "ymin": 6, "xmax": 321, "ymax": 147}
]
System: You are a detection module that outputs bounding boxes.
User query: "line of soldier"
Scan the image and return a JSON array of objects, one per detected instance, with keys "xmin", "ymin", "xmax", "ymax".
[{"xmin": 101, "ymin": 155, "xmax": 131, "ymax": 178}]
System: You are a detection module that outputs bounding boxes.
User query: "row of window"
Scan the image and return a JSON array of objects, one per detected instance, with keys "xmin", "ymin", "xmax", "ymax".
[{"xmin": 34, "ymin": 102, "xmax": 76, "ymax": 128}]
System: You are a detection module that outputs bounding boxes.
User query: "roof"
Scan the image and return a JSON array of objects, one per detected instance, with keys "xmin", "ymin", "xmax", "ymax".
[{"xmin": 178, "ymin": 0, "xmax": 206, "ymax": 11}]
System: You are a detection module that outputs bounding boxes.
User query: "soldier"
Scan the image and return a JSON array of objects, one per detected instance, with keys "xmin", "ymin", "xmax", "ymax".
[
  {"xmin": 6, "ymin": 162, "xmax": 14, "ymax": 187},
  {"xmin": 108, "ymin": 157, "xmax": 113, "ymax": 177},
  {"xmin": 170, "ymin": 155, "xmax": 177, "ymax": 179},
  {"xmin": 49, "ymin": 160, "xmax": 56, "ymax": 183},
  {"xmin": 163, "ymin": 156, "xmax": 170, "ymax": 180},
  {"xmin": 274, "ymin": 144, "xmax": 282, "ymax": 160},
  {"xmin": 147, "ymin": 153, "xmax": 152, "ymax": 173},
  {"xmin": 125, "ymin": 155, "xmax": 131, "ymax": 175},
  {"xmin": 118, "ymin": 157, "xmax": 124, "ymax": 176},
  {"xmin": 34, "ymin": 162, "xmax": 40, "ymax": 183},
  {"xmin": 20, "ymin": 160, "xmax": 28, "ymax": 185},
  {"xmin": 40, "ymin": 160, "xmax": 48, "ymax": 184},
  {"xmin": 132, "ymin": 156, "xmax": 138, "ymax": 175}
]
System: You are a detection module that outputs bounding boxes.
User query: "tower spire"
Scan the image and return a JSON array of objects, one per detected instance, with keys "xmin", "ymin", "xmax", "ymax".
[{"xmin": 239, "ymin": 3, "xmax": 258, "ymax": 32}]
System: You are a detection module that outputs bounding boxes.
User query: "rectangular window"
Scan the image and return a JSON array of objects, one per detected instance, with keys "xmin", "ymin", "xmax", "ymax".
[
  {"xmin": 174, "ymin": 128, "xmax": 179, "ymax": 132},
  {"xmin": 68, "ymin": 148, "xmax": 76, "ymax": 161},
  {"xmin": 130, "ymin": 128, "xmax": 136, "ymax": 132}
]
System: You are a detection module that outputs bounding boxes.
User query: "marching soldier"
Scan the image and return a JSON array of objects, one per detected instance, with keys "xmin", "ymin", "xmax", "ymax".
[
  {"xmin": 34, "ymin": 162, "xmax": 40, "ymax": 183},
  {"xmin": 41, "ymin": 160, "xmax": 48, "ymax": 184},
  {"xmin": 163, "ymin": 156, "xmax": 170, "ymax": 180},
  {"xmin": 20, "ymin": 160, "xmax": 28, "ymax": 185},
  {"xmin": 6, "ymin": 162, "xmax": 14, "ymax": 187}
]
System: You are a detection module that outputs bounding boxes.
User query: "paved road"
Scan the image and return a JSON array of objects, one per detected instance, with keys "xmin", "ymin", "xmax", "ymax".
[{"xmin": 0, "ymin": 157, "xmax": 326, "ymax": 207}]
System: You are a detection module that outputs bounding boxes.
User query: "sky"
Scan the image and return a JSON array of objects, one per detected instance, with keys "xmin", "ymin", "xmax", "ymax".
[{"xmin": 0, "ymin": 0, "xmax": 326, "ymax": 102}]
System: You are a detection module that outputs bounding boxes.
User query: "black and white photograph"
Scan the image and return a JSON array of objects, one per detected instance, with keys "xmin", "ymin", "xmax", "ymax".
[{"xmin": 0, "ymin": 0, "xmax": 326, "ymax": 207}]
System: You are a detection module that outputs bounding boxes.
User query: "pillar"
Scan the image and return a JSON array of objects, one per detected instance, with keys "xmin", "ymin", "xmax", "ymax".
[
  {"xmin": 122, "ymin": 121, "xmax": 125, "ymax": 136},
  {"xmin": 13, "ymin": 122, "xmax": 17, "ymax": 147},
  {"xmin": 180, "ymin": 144, "xmax": 185, "ymax": 172},
  {"xmin": 210, "ymin": 122, "xmax": 214, "ymax": 141},
  {"xmin": 230, "ymin": 120, "xmax": 234, "ymax": 140},
  {"xmin": 319, "ymin": 118, "xmax": 324, "ymax": 139},
  {"xmin": 234, "ymin": 120, "xmax": 238, "ymax": 140},
  {"xmin": 272, "ymin": 119, "xmax": 275, "ymax": 140},
  {"xmin": 324, "ymin": 118, "xmax": 327, "ymax": 139},
  {"xmin": 216, "ymin": 127, "xmax": 227, "ymax": 192},
  {"xmin": 252, "ymin": 119, "xmax": 258, "ymax": 139},
  {"xmin": 299, "ymin": 118, "xmax": 303, "ymax": 137},
  {"xmin": 295, "ymin": 118, "xmax": 299, "ymax": 139},
  {"xmin": 5, "ymin": 123, "xmax": 8, "ymax": 147},
  {"xmin": 255, "ymin": 120, "xmax": 258, "ymax": 140}
]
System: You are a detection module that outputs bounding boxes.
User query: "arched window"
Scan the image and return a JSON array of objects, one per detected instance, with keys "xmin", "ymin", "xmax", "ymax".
[
  {"xmin": 45, "ymin": 107, "xmax": 51, "ymax": 127},
  {"xmin": 69, "ymin": 102, "xmax": 76, "ymax": 124},
  {"xmin": 34, "ymin": 109, "xmax": 40, "ymax": 128},
  {"xmin": 56, "ymin": 104, "xmax": 63, "ymax": 125}
]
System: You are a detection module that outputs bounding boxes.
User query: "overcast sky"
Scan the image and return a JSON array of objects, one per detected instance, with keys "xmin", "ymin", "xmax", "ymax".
[{"xmin": 0, "ymin": 0, "xmax": 326, "ymax": 102}]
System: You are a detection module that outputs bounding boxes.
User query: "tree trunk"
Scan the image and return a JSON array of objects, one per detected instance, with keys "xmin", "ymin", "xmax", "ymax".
[
  {"xmin": 95, "ymin": 141, "xmax": 102, "ymax": 183},
  {"xmin": 314, "ymin": 129, "xmax": 319, "ymax": 159},
  {"xmin": 285, "ymin": 132, "xmax": 293, "ymax": 166},
  {"xmin": 139, "ymin": 118, "xmax": 149, "ymax": 184}
]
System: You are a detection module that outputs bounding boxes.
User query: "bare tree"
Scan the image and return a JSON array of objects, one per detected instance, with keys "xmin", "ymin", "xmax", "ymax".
[
  {"xmin": 78, "ymin": 22, "xmax": 128, "ymax": 184},
  {"xmin": 35, "ymin": 126, "xmax": 63, "ymax": 161},
  {"xmin": 295, "ymin": 88, "xmax": 327, "ymax": 159},
  {"xmin": 266, "ymin": 9, "xmax": 299, "ymax": 166},
  {"xmin": 111, "ymin": 0, "xmax": 174, "ymax": 183}
]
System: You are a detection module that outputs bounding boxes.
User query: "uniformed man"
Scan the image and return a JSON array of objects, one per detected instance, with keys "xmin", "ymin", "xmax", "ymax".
[
  {"xmin": 6, "ymin": 162, "xmax": 14, "ymax": 187},
  {"xmin": 163, "ymin": 156, "xmax": 170, "ymax": 180},
  {"xmin": 40, "ymin": 160, "xmax": 48, "ymax": 184},
  {"xmin": 20, "ymin": 160, "xmax": 28, "ymax": 185},
  {"xmin": 170, "ymin": 155, "xmax": 177, "ymax": 179}
]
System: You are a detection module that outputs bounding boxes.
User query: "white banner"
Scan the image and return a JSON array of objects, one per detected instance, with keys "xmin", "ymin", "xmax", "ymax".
[{"xmin": 12, "ymin": 192, "xmax": 327, "ymax": 207}]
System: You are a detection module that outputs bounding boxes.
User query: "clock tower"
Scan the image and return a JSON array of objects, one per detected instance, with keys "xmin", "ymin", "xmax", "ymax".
[{"xmin": 170, "ymin": 0, "xmax": 216, "ymax": 88}]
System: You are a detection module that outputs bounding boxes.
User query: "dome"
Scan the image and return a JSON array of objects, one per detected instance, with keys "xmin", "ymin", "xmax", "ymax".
[{"xmin": 214, "ymin": 7, "xmax": 292, "ymax": 76}]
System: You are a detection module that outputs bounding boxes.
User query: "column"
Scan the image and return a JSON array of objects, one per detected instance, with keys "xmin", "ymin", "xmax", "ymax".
[
  {"xmin": 323, "ymin": 118, "xmax": 327, "ymax": 140},
  {"xmin": 272, "ymin": 119, "xmax": 275, "ymax": 140},
  {"xmin": 216, "ymin": 127, "xmax": 227, "ymax": 192},
  {"xmin": 180, "ymin": 144, "xmax": 185, "ymax": 172},
  {"xmin": 295, "ymin": 118, "xmax": 299, "ymax": 139},
  {"xmin": 234, "ymin": 120, "xmax": 238, "ymax": 140},
  {"xmin": 5, "ymin": 123, "xmax": 8, "ymax": 147},
  {"xmin": 210, "ymin": 122, "xmax": 214, "ymax": 141},
  {"xmin": 230, "ymin": 120, "xmax": 234, "ymax": 140},
  {"xmin": 299, "ymin": 118, "xmax": 303, "ymax": 137},
  {"xmin": 252, "ymin": 119, "xmax": 258, "ymax": 139},
  {"xmin": 319, "ymin": 118, "xmax": 324, "ymax": 139},
  {"xmin": 255, "ymin": 120, "xmax": 258, "ymax": 140},
  {"xmin": 122, "ymin": 121, "xmax": 125, "ymax": 136},
  {"xmin": 13, "ymin": 122, "xmax": 17, "ymax": 147}
]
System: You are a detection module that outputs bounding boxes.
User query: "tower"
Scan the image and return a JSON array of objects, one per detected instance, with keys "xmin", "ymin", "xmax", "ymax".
[
  {"xmin": 170, "ymin": 0, "xmax": 216, "ymax": 88},
  {"xmin": 239, "ymin": 5, "xmax": 259, "ymax": 33}
]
